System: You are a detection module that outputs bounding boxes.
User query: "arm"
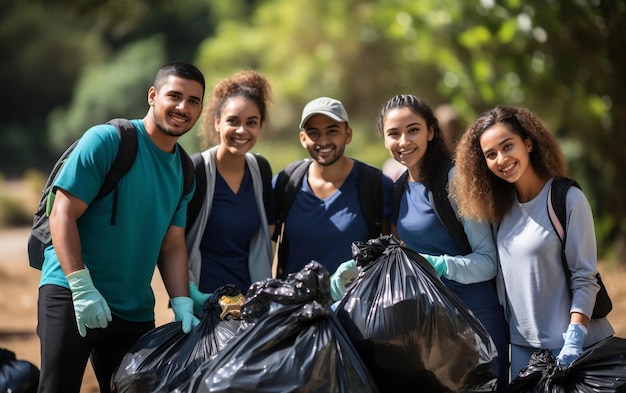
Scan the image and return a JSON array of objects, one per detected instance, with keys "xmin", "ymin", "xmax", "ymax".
[
  {"xmin": 50, "ymin": 188, "xmax": 112, "ymax": 336},
  {"xmin": 158, "ymin": 225, "xmax": 191, "ymax": 298},
  {"xmin": 159, "ymin": 225, "xmax": 199, "ymax": 333},
  {"xmin": 49, "ymin": 189, "xmax": 88, "ymax": 275},
  {"xmin": 440, "ymin": 214, "xmax": 498, "ymax": 284},
  {"xmin": 565, "ymin": 189, "xmax": 599, "ymax": 323}
]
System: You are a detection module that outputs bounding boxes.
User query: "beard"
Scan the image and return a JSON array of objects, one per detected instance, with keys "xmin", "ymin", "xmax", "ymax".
[{"xmin": 153, "ymin": 111, "xmax": 192, "ymax": 138}]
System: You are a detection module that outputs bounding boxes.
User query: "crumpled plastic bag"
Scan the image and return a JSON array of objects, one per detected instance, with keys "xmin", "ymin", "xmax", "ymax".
[
  {"xmin": 335, "ymin": 235, "xmax": 498, "ymax": 392},
  {"xmin": 509, "ymin": 336, "xmax": 626, "ymax": 392},
  {"xmin": 111, "ymin": 285, "xmax": 243, "ymax": 393},
  {"xmin": 0, "ymin": 347, "xmax": 39, "ymax": 393},
  {"xmin": 177, "ymin": 261, "xmax": 379, "ymax": 393}
]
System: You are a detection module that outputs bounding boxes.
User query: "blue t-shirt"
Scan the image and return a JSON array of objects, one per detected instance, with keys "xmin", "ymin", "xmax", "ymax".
[
  {"xmin": 39, "ymin": 120, "xmax": 192, "ymax": 322},
  {"xmin": 199, "ymin": 167, "xmax": 260, "ymax": 294},
  {"xmin": 283, "ymin": 164, "xmax": 392, "ymax": 275},
  {"xmin": 396, "ymin": 180, "xmax": 498, "ymax": 312}
]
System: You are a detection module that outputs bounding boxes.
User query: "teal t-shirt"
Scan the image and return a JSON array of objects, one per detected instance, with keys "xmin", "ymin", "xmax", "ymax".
[{"xmin": 39, "ymin": 119, "xmax": 192, "ymax": 322}]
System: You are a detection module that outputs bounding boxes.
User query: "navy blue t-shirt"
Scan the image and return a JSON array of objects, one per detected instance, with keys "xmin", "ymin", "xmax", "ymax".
[{"xmin": 199, "ymin": 167, "xmax": 259, "ymax": 293}]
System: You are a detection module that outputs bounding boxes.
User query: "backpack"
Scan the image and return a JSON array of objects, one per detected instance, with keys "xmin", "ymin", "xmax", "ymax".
[
  {"xmin": 547, "ymin": 177, "xmax": 613, "ymax": 319},
  {"xmin": 392, "ymin": 158, "xmax": 472, "ymax": 255},
  {"xmin": 273, "ymin": 159, "xmax": 383, "ymax": 278},
  {"xmin": 185, "ymin": 152, "xmax": 272, "ymax": 235},
  {"xmin": 27, "ymin": 118, "xmax": 195, "ymax": 270}
]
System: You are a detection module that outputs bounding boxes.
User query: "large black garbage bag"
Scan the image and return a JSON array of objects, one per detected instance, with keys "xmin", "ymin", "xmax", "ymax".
[
  {"xmin": 0, "ymin": 348, "xmax": 39, "ymax": 393},
  {"xmin": 110, "ymin": 285, "xmax": 244, "ymax": 393},
  {"xmin": 335, "ymin": 235, "xmax": 498, "ymax": 393},
  {"xmin": 177, "ymin": 261, "xmax": 379, "ymax": 393},
  {"xmin": 509, "ymin": 337, "xmax": 626, "ymax": 392}
]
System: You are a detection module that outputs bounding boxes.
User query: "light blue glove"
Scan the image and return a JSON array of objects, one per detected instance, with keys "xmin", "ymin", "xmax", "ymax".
[
  {"xmin": 171, "ymin": 296, "xmax": 200, "ymax": 334},
  {"xmin": 189, "ymin": 282, "xmax": 213, "ymax": 315},
  {"xmin": 419, "ymin": 254, "xmax": 447, "ymax": 277},
  {"xmin": 556, "ymin": 323, "xmax": 587, "ymax": 367},
  {"xmin": 330, "ymin": 259, "xmax": 358, "ymax": 302},
  {"xmin": 66, "ymin": 269, "xmax": 112, "ymax": 337}
]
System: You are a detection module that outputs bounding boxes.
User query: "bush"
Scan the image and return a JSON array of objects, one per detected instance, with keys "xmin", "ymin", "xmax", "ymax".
[{"xmin": 0, "ymin": 195, "xmax": 32, "ymax": 228}]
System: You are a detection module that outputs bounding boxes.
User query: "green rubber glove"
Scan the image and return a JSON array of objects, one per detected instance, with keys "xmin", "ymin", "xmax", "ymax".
[
  {"xmin": 171, "ymin": 296, "xmax": 200, "ymax": 334},
  {"xmin": 330, "ymin": 259, "xmax": 358, "ymax": 302},
  {"xmin": 419, "ymin": 254, "xmax": 448, "ymax": 277},
  {"xmin": 66, "ymin": 269, "xmax": 112, "ymax": 337},
  {"xmin": 189, "ymin": 282, "xmax": 213, "ymax": 315}
]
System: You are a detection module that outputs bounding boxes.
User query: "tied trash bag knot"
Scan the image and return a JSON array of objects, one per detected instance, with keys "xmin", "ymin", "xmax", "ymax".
[
  {"xmin": 242, "ymin": 260, "xmax": 333, "ymax": 323},
  {"xmin": 351, "ymin": 234, "xmax": 400, "ymax": 267}
]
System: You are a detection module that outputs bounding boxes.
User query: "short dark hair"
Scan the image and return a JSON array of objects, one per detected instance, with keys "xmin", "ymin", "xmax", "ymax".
[{"xmin": 154, "ymin": 62, "xmax": 205, "ymax": 94}]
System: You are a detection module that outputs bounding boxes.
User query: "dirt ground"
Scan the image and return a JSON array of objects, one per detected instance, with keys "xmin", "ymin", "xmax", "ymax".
[{"xmin": 1, "ymin": 227, "xmax": 625, "ymax": 392}]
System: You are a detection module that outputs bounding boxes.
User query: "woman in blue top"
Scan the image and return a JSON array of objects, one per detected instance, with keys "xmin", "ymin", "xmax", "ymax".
[
  {"xmin": 377, "ymin": 94, "xmax": 509, "ymax": 391},
  {"xmin": 185, "ymin": 70, "xmax": 275, "ymax": 314},
  {"xmin": 452, "ymin": 106, "xmax": 613, "ymax": 380}
]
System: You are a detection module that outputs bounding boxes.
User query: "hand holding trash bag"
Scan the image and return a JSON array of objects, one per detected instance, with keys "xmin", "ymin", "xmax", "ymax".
[
  {"xmin": 556, "ymin": 323, "xmax": 587, "ymax": 367},
  {"xmin": 335, "ymin": 235, "xmax": 498, "ymax": 393},
  {"xmin": 170, "ymin": 297, "xmax": 200, "ymax": 333},
  {"xmin": 330, "ymin": 259, "xmax": 358, "ymax": 301},
  {"xmin": 419, "ymin": 253, "xmax": 448, "ymax": 277},
  {"xmin": 111, "ymin": 285, "xmax": 243, "ymax": 393},
  {"xmin": 188, "ymin": 282, "xmax": 212, "ymax": 316},
  {"xmin": 509, "ymin": 336, "xmax": 626, "ymax": 392}
]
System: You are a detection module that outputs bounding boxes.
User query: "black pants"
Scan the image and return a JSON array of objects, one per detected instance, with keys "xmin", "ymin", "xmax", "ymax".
[{"xmin": 37, "ymin": 284, "xmax": 154, "ymax": 393}]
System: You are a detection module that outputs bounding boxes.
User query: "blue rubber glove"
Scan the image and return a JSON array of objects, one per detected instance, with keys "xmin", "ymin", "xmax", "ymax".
[
  {"xmin": 330, "ymin": 259, "xmax": 358, "ymax": 302},
  {"xmin": 419, "ymin": 254, "xmax": 448, "ymax": 277},
  {"xmin": 66, "ymin": 269, "xmax": 112, "ymax": 337},
  {"xmin": 189, "ymin": 282, "xmax": 213, "ymax": 315},
  {"xmin": 556, "ymin": 323, "xmax": 587, "ymax": 367},
  {"xmin": 171, "ymin": 296, "xmax": 200, "ymax": 334}
]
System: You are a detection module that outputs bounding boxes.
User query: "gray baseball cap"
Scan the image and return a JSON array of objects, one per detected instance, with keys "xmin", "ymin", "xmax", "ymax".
[{"xmin": 299, "ymin": 97, "xmax": 349, "ymax": 129}]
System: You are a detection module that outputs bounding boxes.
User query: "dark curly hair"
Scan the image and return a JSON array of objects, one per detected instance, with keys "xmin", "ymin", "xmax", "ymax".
[
  {"xmin": 376, "ymin": 94, "xmax": 451, "ymax": 184},
  {"xmin": 200, "ymin": 69, "xmax": 273, "ymax": 147},
  {"xmin": 451, "ymin": 105, "xmax": 568, "ymax": 224}
]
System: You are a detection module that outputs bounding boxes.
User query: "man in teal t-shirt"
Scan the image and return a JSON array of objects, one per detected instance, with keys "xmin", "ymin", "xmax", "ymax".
[{"xmin": 36, "ymin": 62, "xmax": 205, "ymax": 393}]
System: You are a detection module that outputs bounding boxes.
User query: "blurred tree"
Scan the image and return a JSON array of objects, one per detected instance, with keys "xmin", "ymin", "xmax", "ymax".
[
  {"xmin": 194, "ymin": 0, "xmax": 626, "ymax": 258},
  {"xmin": 47, "ymin": 37, "xmax": 167, "ymax": 150}
]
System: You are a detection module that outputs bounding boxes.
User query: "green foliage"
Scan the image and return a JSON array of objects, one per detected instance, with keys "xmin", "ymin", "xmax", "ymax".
[
  {"xmin": 47, "ymin": 37, "xmax": 167, "ymax": 153},
  {"xmin": 3, "ymin": 0, "xmax": 626, "ymax": 257}
]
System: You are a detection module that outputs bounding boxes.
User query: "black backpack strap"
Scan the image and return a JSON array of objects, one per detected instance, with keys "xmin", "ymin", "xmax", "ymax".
[
  {"xmin": 428, "ymin": 159, "xmax": 471, "ymax": 255},
  {"xmin": 100, "ymin": 118, "xmax": 138, "ymax": 225},
  {"xmin": 252, "ymin": 153, "xmax": 272, "ymax": 211},
  {"xmin": 391, "ymin": 170, "xmax": 409, "ymax": 225},
  {"xmin": 355, "ymin": 160, "xmax": 383, "ymax": 239},
  {"xmin": 186, "ymin": 152, "xmax": 207, "ymax": 235},
  {"xmin": 178, "ymin": 144, "xmax": 195, "ymax": 197},
  {"xmin": 273, "ymin": 159, "xmax": 311, "ymax": 277},
  {"xmin": 548, "ymin": 177, "xmax": 580, "ymax": 298},
  {"xmin": 392, "ymin": 160, "xmax": 471, "ymax": 255}
]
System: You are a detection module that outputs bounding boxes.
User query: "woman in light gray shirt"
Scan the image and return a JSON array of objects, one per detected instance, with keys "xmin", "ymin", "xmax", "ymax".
[{"xmin": 451, "ymin": 105, "xmax": 613, "ymax": 380}]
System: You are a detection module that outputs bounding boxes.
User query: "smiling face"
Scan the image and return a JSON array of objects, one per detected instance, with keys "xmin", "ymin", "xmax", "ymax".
[
  {"xmin": 299, "ymin": 114, "xmax": 352, "ymax": 166},
  {"xmin": 148, "ymin": 75, "xmax": 204, "ymax": 138},
  {"xmin": 215, "ymin": 96, "xmax": 261, "ymax": 156},
  {"xmin": 382, "ymin": 107, "xmax": 434, "ymax": 170},
  {"xmin": 479, "ymin": 122, "xmax": 533, "ymax": 184}
]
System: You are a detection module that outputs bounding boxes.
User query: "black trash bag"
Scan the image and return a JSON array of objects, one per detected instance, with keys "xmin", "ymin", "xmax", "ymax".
[
  {"xmin": 110, "ymin": 284, "xmax": 244, "ymax": 393},
  {"xmin": 0, "ymin": 348, "xmax": 39, "ymax": 393},
  {"xmin": 335, "ymin": 235, "xmax": 498, "ymax": 393},
  {"xmin": 509, "ymin": 336, "xmax": 626, "ymax": 393},
  {"xmin": 177, "ymin": 261, "xmax": 379, "ymax": 393}
]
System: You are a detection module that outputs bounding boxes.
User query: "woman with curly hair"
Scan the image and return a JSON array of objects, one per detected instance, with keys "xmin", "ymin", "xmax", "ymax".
[
  {"xmin": 451, "ymin": 105, "xmax": 614, "ymax": 379},
  {"xmin": 185, "ymin": 69, "xmax": 275, "ymax": 314}
]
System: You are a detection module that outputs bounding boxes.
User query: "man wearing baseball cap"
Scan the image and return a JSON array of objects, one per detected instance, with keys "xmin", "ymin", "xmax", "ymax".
[{"xmin": 272, "ymin": 97, "xmax": 393, "ymax": 278}]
